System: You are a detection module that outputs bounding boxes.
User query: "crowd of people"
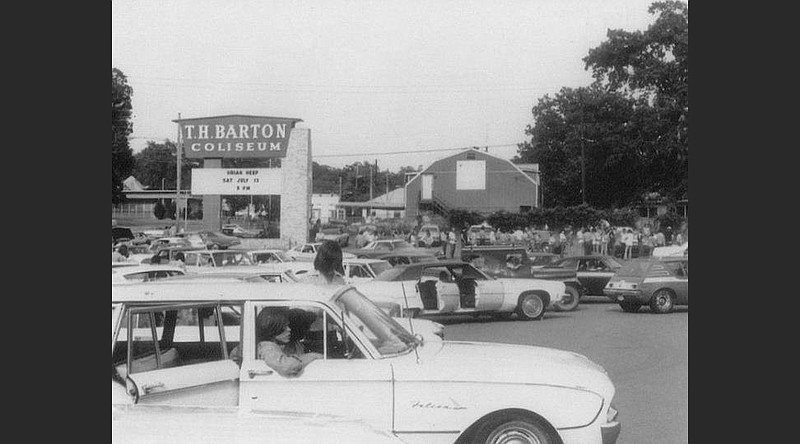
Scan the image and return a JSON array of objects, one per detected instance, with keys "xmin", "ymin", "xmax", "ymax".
[{"xmin": 401, "ymin": 221, "xmax": 687, "ymax": 260}]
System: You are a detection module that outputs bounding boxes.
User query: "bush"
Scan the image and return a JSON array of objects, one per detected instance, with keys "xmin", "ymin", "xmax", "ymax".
[{"xmin": 153, "ymin": 201, "xmax": 166, "ymax": 219}]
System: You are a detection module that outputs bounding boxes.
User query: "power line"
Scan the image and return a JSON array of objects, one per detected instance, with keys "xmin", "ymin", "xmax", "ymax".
[{"xmin": 313, "ymin": 143, "xmax": 522, "ymax": 158}]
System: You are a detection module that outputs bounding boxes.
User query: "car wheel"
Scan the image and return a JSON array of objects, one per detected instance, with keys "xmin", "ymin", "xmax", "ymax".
[
  {"xmin": 472, "ymin": 414, "xmax": 558, "ymax": 444},
  {"xmin": 650, "ymin": 289, "xmax": 675, "ymax": 314},
  {"xmin": 619, "ymin": 301, "xmax": 642, "ymax": 313},
  {"xmin": 516, "ymin": 292, "xmax": 545, "ymax": 321},
  {"xmin": 554, "ymin": 286, "xmax": 580, "ymax": 312}
]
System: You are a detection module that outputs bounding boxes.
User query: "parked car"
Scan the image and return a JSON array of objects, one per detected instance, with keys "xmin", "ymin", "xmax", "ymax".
[
  {"xmin": 112, "ymin": 282, "xmax": 620, "ymax": 444},
  {"xmin": 541, "ymin": 255, "xmax": 624, "ymax": 297},
  {"xmin": 604, "ymin": 256, "xmax": 688, "ymax": 313},
  {"xmin": 246, "ymin": 249, "xmax": 295, "ymax": 265},
  {"xmin": 287, "ymin": 242, "xmax": 357, "ymax": 262},
  {"xmin": 356, "ymin": 260, "xmax": 567, "ymax": 320},
  {"xmin": 111, "ymin": 265, "xmax": 186, "ymax": 284},
  {"xmin": 112, "ymin": 402, "xmax": 406, "ymax": 444},
  {"xmin": 112, "ymin": 226, "xmax": 135, "ymax": 244},
  {"xmin": 177, "ymin": 230, "xmax": 242, "ymax": 249},
  {"xmin": 373, "ymin": 251, "xmax": 440, "ymax": 266},
  {"xmin": 149, "ymin": 236, "xmax": 193, "ymax": 251},
  {"xmin": 315, "ymin": 226, "xmax": 350, "ymax": 247},
  {"xmin": 415, "ymin": 224, "xmax": 442, "ymax": 247},
  {"xmin": 652, "ymin": 242, "xmax": 688, "ymax": 258},
  {"xmin": 461, "ymin": 245, "xmax": 584, "ymax": 312},
  {"xmin": 345, "ymin": 239, "xmax": 423, "ymax": 259},
  {"xmin": 340, "ymin": 258, "xmax": 393, "ymax": 283},
  {"xmin": 222, "ymin": 223, "xmax": 265, "ymax": 239},
  {"xmin": 182, "ymin": 250, "xmax": 255, "ymax": 271}
]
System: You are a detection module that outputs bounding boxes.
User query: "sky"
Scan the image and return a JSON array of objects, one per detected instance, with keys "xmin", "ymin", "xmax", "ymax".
[{"xmin": 112, "ymin": 0, "xmax": 665, "ymax": 171}]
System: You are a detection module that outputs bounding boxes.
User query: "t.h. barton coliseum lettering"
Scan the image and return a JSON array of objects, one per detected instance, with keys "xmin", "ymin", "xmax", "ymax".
[{"xmin": 185, "ymin": 123, "xmax": 288, "ymax": 153}]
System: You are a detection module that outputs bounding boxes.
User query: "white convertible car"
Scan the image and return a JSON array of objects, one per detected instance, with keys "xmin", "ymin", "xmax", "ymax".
[
  {"xmin": 112, "ymin": 282, "xmax": 620, "ymax": 444},
  {"xmin": 356, "ymin": 260, "xmax": 568, "ymax": 320}
]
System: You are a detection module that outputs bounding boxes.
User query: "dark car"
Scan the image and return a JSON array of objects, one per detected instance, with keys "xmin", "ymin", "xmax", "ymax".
[
  {"xmin": 461, "ymin": 245, "xmax": 584, "ymax": 311},
  {"xmin": 374, "ymin": 251, "xmax": 440, "ymax": 266},
  {"xmin": 112, "ymin": 226, "xmax": 134, "ymax": 244},
  {"xmin": 604, "ymin": 256, "xmax": 688, "ymax": 313},
  {"xmin": 315, "ymin": 226, "xmax": 350, "ymax": 247},
  {"xmin": 542, "ymin": 255, "xmax": 624, "ymax": 297}
]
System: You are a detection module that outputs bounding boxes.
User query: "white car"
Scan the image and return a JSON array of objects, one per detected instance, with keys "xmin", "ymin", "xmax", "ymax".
[
  {"xmin": 652, "ymin": 241, "xmax": 688, "ymax": 258},
  {"xmin": 182, "ymin": 250, "xmax": 256, "ymax": 272},
  {"xmin": 112, "ymin": 282, "xmax": 620, "ymax": 444},
  {"xmin": 286, "ymin": 242, "xmax": 357, "ymax": 262},
  {"xmin": 246, "ymin": 249, "xmax": 295, "ymax": 265},
  {"xmin": 111, "ymin": 265, "xmax": 186, "ymax": 284},
  {"xmin": 356, "ymin": 259, "xmax": 567, "ymax": 320}
]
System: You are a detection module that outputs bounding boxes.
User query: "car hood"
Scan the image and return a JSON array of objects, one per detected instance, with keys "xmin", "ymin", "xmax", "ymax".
[{"xmin": 398, "ymin": 341, "xmax": 614, "ymax": 399}]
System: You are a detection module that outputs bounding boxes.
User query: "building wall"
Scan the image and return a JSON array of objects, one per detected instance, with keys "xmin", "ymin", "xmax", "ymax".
[
  {"xmin": 311, "ymin": 193, "xmax": 341, "ymax": 223},
  {"xmin": 280, "ymin": 128, "xmax": 312, "ymax": 248},
  {"xmin": 405, "ymin": 149, "xmax": 538, "ymax": 220}
]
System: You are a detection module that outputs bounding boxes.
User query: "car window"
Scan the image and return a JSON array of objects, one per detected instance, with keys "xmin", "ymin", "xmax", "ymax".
[
  {"xmin": 374, "ymin": 243, "xmax": 392, "ymax": 251},
  {"xmin": 253, "ymin": 304, "xmax": 362, "ymax": 360},
  {"xmin": 302, "ymin": 245, "xmax": 314, "ymax": 253},
  {"xmin": 556, "ymin": 258, "xmax": 579, "ymax": 270},
  {"xmin": 122, "ymin": 272, "xmax": 150, "ymax": 282},
  {"xmin": 616, "ymin": 260, "xmax": 651, "ymax": 277},
  {"xmin": 369, "ymin": 261, "xmax": 392, "ymax": 277},
  {"xmin": 349, "ymin": 265, "xmax": 372, "ymax": 278},
  {"xmin": 113, "ymin": 303, "xmax": 242, "ymax": 379}
]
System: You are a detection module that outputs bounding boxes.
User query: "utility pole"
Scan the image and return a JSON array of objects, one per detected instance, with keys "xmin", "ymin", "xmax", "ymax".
[{"xmin": 176, "ymin": 112, "xmax": 183, "ymax": 232}]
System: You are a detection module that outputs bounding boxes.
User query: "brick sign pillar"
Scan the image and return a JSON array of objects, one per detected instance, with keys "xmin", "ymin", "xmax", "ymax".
[{"xmin": 280, "ymin": 128, "xmax": 311, "ymax": 248}]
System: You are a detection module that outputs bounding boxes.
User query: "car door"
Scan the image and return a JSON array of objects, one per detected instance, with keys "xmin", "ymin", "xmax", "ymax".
[
  {"xmin": 459, "ymin": 264, "xmax": 504, "ymax": 310},
  {"xmin": 582, "ymin": 258, "xmax": 618, "ymax": 295},
  {"xmin": 664, "ymin": 260, "xmax": 689, "ymax": 304},
  {"xmin": 238, "ymin": 301, "xmax": 394, "ymax": 432},
  {"xmin": 115, "ymin": 303, "xmax": 241, "ymax": 407}
]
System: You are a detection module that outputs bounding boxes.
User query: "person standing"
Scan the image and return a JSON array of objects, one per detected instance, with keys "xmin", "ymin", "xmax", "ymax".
[
  {"xmin": 440, "ymin": 229, "xmax": 449, "ymax": 255},
  {"xmin": 600, "ymin": 229, "xmax": 609, "ymax": 256},
  {"xmin": 447, "ymin": 227, "xmax": 457, "ymax": 258},
  {"xmin": 583, "ymin": 227, "xmax": 594, "ymax": 255}
]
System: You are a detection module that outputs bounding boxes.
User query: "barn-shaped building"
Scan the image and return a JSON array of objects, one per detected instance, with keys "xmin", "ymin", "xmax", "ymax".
[{"xmin": 405, "ymin": 148, "xmax": 540, "ymax": 221}]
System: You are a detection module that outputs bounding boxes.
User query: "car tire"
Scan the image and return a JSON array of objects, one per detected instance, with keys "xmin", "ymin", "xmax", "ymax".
[
  {"xmin": 554, "ymin": 285, "xmax": 580, "ymax": 312},
  {"xmin": 471, "ymin": 414, "xmax": 558, "ymax": 444},
  {"xmin": 619, "ymin": 301, "xmax": 642, "ymax": 313},
  {"xmin": 649, "ymin": 289, "xmax": 675, "ymax": 314},
  {"xmin": 516, "ymin": 292, "xmax": 545, "ymax": 321}
]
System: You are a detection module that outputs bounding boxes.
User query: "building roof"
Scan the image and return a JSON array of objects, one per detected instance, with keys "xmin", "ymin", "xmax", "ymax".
[
  {"xmin": 406, "ymin": 148, "xmax": 539, "ymax": 189},
  {"xmin": 336, "ymin": 187, "xmax": 405, "ymax": 209},
  {"xmin": 123, "ymin": 176, "xmax": 147, "ymax": 191}
]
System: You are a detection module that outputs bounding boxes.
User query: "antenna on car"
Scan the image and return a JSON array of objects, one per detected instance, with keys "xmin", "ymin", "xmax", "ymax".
[{"xmin": 401, "ymin": 282, "xmax": 421, "ymax": 364}]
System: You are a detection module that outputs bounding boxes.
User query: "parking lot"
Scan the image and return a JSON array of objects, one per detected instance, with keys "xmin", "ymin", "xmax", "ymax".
[{"xmin": 432, "ymin": 297, "xmax": 688, "ymax": 444}]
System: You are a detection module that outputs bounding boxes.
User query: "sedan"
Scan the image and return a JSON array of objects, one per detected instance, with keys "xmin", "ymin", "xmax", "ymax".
[
  {"xmin": 345, "ymin": 239, "xmax": 425, "ymax": 259},
  {"xmin": 315, "ymin": 226, "xmax": 350, "ymax": 247},
  {"xmin": 111, "ymin": 265, "xmax": 186, "ymax": 284},
  {"xmin": 604, "ymin": 256, "xmax": 688, "ymax": 313},
  {"xmin": 373, "ymin": 251, "xmax": 440, "ymax": 266},
  {"xmin": 286, "ymin": 242, "xmax": 357, "ymax": 262},
  {"xmin": 356, "ymin": 260, "xmax": 567, "ymax": 320},
  {"xmin": 177, "ymin": 231, "xmax": 241, "ymax": 249},
  {"xmin": 542, "ymin": 255, "xmax": 624, "ymax": 296},
  {"xmin": 222, "ymin": 223, "xmax": 265, "ymax": 239}
]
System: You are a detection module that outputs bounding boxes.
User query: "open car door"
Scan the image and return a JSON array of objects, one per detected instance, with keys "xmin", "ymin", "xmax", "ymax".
[{"xmin": 114, "ymin": 302, "xmax": 241, "ymax": 407}]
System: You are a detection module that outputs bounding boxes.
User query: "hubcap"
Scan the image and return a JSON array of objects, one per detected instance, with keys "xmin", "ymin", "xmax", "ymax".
[
  {"xmin": 521, "ymin": 296, "xmax": 543, "ymax": 317},
  {"xmin": 488, "ymin": 422, "xmax": 543, "ymax": 444}
]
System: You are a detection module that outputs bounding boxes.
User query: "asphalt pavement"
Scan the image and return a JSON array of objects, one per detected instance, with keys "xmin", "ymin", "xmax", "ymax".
[{"xmin": 427, "ymin": 297, "xmax": 688, "ymax": 444}]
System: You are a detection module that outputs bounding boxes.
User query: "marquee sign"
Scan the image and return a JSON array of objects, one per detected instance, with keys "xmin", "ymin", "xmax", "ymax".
[
  {"xmin": 191, "ymin": 168, "xmax": 282, "ymax": 195},
  {"xmin": 173, "ymin": 115, "xmax": 303, "ymax": 159}
]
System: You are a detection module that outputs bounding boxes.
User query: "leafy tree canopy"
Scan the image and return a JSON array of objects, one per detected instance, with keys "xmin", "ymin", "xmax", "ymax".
[
  {"xmin": 112, "ymin": 68, "xmax": 135, "ymax": 204},
  {"xmin": 516, "ymin": 1, "xmax": 688, "ymax": 208}
]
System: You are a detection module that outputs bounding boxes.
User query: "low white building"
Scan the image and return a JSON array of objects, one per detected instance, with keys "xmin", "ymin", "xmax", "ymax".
[{"xmin": 311, "ymin": 193, "xmax": 343, "ymax": 224}]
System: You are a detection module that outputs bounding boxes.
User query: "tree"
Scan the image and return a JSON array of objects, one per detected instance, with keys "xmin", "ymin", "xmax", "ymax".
[
  {"xmin": 132, "ymin": 139, "xmax": 198, "ymax": 190},
  {"xmin": 583, "ymin": 1, "xmax": 688, "ymax": 200},
  {"xmin": 517, "ymin": 1, "xmax": 688, "ymax": 208},
  {"xmin": 517, "ymin": 84, "xmax": 641, "ymax": 208},
  {"xmin": 112, "ymin": 68, "xmax": 135, "ymax": 204}
]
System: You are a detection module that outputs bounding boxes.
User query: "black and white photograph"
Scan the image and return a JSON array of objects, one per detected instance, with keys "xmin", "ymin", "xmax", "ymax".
[{"xmin": 112, "ymin": 1, "xmax": 689, "ymax": 443}]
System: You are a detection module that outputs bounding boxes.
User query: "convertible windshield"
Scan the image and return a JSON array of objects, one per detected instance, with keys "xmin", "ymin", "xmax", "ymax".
[{"xmin": 334, "ymin": 288, "xmax": 417, "ymax": 356}]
